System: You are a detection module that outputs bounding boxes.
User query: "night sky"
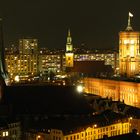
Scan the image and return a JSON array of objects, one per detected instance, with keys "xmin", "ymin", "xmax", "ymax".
[{"xmin": 0, "ymin": 0, "xmax": 140, "ymax": 50}]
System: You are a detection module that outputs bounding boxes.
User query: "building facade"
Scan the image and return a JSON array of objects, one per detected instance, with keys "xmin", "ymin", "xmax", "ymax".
[
  {"xmin": 119, "ymin": 13, "xmax": 140, "ymax": 77},
  {"xmin": 25, "ymin": 119, "xmax": 130, "ymax": 140},
  {"xmin": 0, "ymin": 121, "xmax": 21, "ymax": 140},
  {"xmin": 5, "ymin": 38, "xmax": 39, "ymax": 82},
  {"xmin": 83, "ymin": 77, "xmax": 140, "ymax": 108},
  {"xmin": 74, "ymin": 52, "xmax": 118, "ymax": 73}
]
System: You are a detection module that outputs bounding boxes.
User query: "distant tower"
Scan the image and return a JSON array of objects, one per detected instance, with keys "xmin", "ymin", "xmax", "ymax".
[
  {"xmin": 65, "ymin": 29, "xmax": 74, "ymax": 67},
  {"xmin": 119, "ymin": 12, "xmax": 140, "ymax": 77}
]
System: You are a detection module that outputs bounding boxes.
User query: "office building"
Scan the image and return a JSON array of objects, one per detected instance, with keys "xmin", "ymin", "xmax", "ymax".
[{"xmin": 5, "ymin": 38, "xmax": 39, "ymax": 82}]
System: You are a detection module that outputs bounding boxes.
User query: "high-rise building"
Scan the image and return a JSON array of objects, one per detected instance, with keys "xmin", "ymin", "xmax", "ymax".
[
  {"xmin": 65, "ymin": 29, "xmax": 74, "ymax": 67},
  {"xmin": 39, "ymin": 53, "xmax": 63, "ymax": 75},
  {"xmin": 5, "ymin": 38, "xmax": 39, "ymax": 82},
  {"xmin": 119, "ymin": 12, "xmax": 140, "ymax": 77},
  {"xmin": 19, "ymin": 38, "xmax": 38, "ymax": 54}
]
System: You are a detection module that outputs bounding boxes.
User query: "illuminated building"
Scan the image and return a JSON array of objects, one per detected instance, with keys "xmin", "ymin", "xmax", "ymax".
[
  {"xmin": 5, "ymin": 37, "xmax": 118, "ymax": 82},
  {"xmin": 62, "ymin": 122, "xmax": 129, "ymax": 140},
  {"xmin": 83, "ymin": 77, "xmax": 140, "ymax": 108},
  {"xmin": 0, "ymin": 121, "xmax": 21, "ymax": 140},
  {"xmin": 119, "ymin": 12, "xmax": 140, "ymax": 77},
  {"xmin": 65, "ymin": 29, "xmax": 74, "ymax": 67},
  {"xmin": 25, "ymin": 111, "xmax": 130, "ymax": 140},
  {"xmin": 74, "ymin": 51, "xmax": 118, "ymax": 72},
  {"xmin": 19, "ymin": 38, "xmax": 38, "ymax": 54},
  {"xmin": 81, "ymin": 13, "xmax": 140, "ymax": 108},
  {"xmin": 39, "ymin": 54, "xmax": 63, "ymax": 75},
  {"xmin": 5, "ymin": 38, "xmax": 39, "ymax": 82}
]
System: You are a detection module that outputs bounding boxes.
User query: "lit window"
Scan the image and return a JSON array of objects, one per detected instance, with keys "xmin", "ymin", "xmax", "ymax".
[
  {"xmin": 130, "ymin": 40, "xmax": 134, "ymax": 44},
  {"xmin": 124, "ymin": 39, "xmax": 129, "ymax": 44},
  {"xmin": 2, "ymin": 132, "xmax": 5, "ymax": 137},
  {"xmin": 6, "ymin": 131, "xmax": 8, "ymax": 136},
  {"xmin": 124, "ymin": 40, "xmax": 128, "ymax": 44},
  {"xmin": 130, "ymin": 46, "xmax": 134, "ymax": 57}
]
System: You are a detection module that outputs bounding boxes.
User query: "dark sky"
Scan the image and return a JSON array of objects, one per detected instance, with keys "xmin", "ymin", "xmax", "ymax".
[{"xmin": 0, "ymin": 0, "xmax": 140, "ymax": 49}]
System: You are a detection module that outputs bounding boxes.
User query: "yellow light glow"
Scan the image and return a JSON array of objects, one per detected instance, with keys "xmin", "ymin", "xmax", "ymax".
[
  {"xmin": 129, "ymin": 117, "xmax": 133, "ymax": 120},
  {"xmin": 77, "ymin": 85, "xmax": 83, "ymax": 93},
  {"xmin": 94, "ymin": 124, "xmax": 97, "ymax": 128},
  {"xmin": 130, "ymin": 40, "xmax": 134, "ymax": 44},
  {"xmin": 14, "ymin": 75, "xmax": 20, "ymax": 82},
  {"xmin": 37, "ymin": 135, "xmax": 41, "ymax": 138},
  {"xmin": 130, "ymin": 46, "xmax": 134, "ymax": 57},
  {"xmin": 6, "ymin": 131, "xmax": 8, "ymax": 136},
  {"xmin": 2, "ymin": 132, "xmax": 5, "ymax": 137},
  {"xmin": 124, "ymin": 39, "xmax": 129, "ymax": 44}
]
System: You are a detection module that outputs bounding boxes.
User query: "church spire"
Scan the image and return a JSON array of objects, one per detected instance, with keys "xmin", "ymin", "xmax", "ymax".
[
  {"xmin": 65, "ymin": 29, "xmax": 74, "ymax": 67},
  {"xmin": 125, "ymin": 12, "xmax": 133, "ymax": 31},
  {"xmin": 68, "ymin": 28, "xmax": 71, "ymax": 37},
  {"xmin": 66, "ymin": 29, "xmax": 73, "ymax": 52}
]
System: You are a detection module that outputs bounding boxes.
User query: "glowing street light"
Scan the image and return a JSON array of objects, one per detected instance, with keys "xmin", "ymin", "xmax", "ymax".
[
  {"xmin": 94, "ymin": 124, "xmax": 97, "ymax": 128},
  {"xmin": 37, "ymin": 135, "xmax": 41, "ymax": 140},
  {"xmin": 14, "ymin": 75, "xmax": 20, "ymax": 82},
  {"xmin": 129, "ymin": 117, "xmax": 133, "ymax": 120},
  {"xmin": 77, "ymin": 85, "xmax": 84, "ymax": 93}
]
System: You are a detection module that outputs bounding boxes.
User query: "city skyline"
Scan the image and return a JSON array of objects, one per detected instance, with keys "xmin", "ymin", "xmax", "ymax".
[{"xmin": 0, "ymin": 0, "xmax": 140, "ymax": 49}]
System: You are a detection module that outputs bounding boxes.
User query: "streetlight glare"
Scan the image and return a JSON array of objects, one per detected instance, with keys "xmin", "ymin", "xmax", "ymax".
[
  {"xmin": 14, "ymin": 75, "xmax": 20, "ymax": 82},
  {"xmin": 77, "ymin": 85, "xmax": 83, "ymax": 93}
]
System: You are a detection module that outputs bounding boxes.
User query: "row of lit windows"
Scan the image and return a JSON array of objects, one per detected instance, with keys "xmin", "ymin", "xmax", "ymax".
[
  {"xmin": 2, "ymin": 131, "xmax": 8, "ymax": 137},
  {"xmin": 120, "ymin": 39, "xmax": 139, "ymax": 45},
  {"xmin": 65, "ymin": 123, "xmax": 129, "ymax": 140}
]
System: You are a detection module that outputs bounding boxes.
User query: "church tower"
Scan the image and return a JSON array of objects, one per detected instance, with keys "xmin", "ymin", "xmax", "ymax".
[
  {"xmin": 119, "ymin": 12, "xmax": 140, "ymax": 77},
  {"xmin": 65, "ymin": 29, "xmax": 74, "ymax": 67}
]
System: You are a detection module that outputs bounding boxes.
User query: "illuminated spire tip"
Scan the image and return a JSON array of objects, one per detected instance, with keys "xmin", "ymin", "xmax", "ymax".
[{"xmin": 126, "ymin": 12, "xmax": 133, "ymax": 31}]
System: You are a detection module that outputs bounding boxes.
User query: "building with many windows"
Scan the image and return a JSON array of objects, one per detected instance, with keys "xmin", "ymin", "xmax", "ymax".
[
  {"xmin": 4, "ymin": 33, "xmax": 119, "ymax": 83},
  {"xmin": 119, "ymin": 13, "xmax": 140, "ymax": 77},
  {"xmin": 83, "ymin": 77, "xmax": 140, "ymax": 108},
  {"xmin": 25, "ymin": 111, "xmax": 130, "ymax": 140},
  {"xmin": 5, "ymin": 38, "xmax": 39, "ymax": 82},
  {"xmin": 82, "ymin": 13, "xmax": 140, "ymax": 109},
  {"xmin": 74, "ymin": 51, "xmax": 118, "ymax": 72},
  {"xmin": 0, "ymin": 121, "xmax": 21, "ymax": 140}
]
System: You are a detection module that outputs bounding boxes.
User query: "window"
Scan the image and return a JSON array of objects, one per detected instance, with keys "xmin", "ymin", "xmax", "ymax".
[
  {"xmin": 130, "ymin": 46, "xmax": 134, "ymax": 57},
  {"xmin": 77, "ymin": 135, "xmax": 79, "ymax": 139},
  {"xmin": 2, "ymin": 132, "xmax": 5, "ymax": 137},
  {"xmin": 130, "ymin": 40, "xmax": 134, "ymax": 44}
]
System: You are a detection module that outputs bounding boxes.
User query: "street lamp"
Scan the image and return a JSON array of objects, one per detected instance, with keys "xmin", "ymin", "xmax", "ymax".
[{"xmin": 76, "ymin": 85, "xmax": 84, "ymax": 93}]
